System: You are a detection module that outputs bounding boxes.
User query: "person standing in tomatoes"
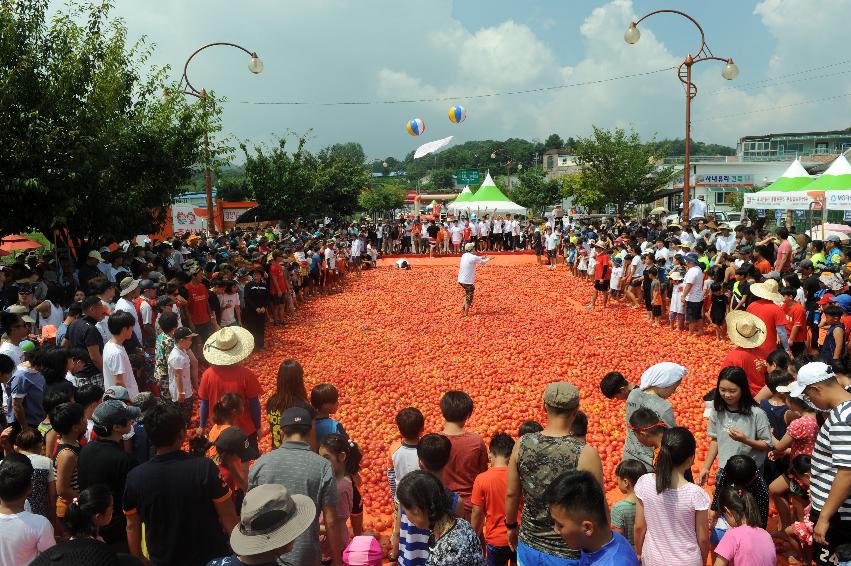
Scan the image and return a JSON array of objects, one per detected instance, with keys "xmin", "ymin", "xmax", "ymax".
[
  {"xmin": 457, "ymin": 243, "xmax": 492, "ymax": 317},
  {"xmin": 268, "ymin": 251, "xmax": 287, "ymax": 325},
  {"xmin": 183, "ymin": 262, "xmax": 219, "ymax": 356},
  {"xmin": 588, "ymin": 242, "xmax": 611, "ymax": 310}
]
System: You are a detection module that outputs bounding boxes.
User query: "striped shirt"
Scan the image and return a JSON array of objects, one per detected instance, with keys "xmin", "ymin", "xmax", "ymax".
[
  {"xmin": 810, "ymin": 400, "xmax": 851, "ymax": 519},
  {"xmin": 398, "ymin": 491, "xmax": 458, "ymax": 566}
]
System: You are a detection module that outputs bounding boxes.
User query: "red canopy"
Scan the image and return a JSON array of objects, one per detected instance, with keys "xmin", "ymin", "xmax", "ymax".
[{"xmin": 0, "ymin": 234, "xmax": 43, "ymax": 252}]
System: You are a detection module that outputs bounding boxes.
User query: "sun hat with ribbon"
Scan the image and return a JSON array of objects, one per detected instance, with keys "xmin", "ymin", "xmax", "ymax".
[
  {"xmin": 203, "ymin": 326, "xmax": 255, "ymax": 366},
  {"xmin": 749, "ymin": 279, "xmax": 783, "ymax": 303},
  {"xmin": 229, "ymin": 484, "xmax": 315, "ymax": 557},
  {"xmin": 726, "ymin": 310, "xmax": 767, "ymax": 349}
]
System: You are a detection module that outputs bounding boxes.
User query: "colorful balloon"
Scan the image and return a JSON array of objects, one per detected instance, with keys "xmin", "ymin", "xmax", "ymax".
[
  {"xmin": 448, "ymin": 105, "xmax": 467, "ymax": 124},
  {"xmin": 406, "ymin": 118, "xmax": 426, "ymax": 136}
]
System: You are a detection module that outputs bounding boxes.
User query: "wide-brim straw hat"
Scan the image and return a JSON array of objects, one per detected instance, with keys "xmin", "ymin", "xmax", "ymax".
[
  {"xmin": 203, "ymin": 326, "xmax": 255, "ymax": 366},
  {"xmin": 726, "ymin": 310, "xmax": 767, "ymax": 349},
  {"xmin": 749, "ymin": 279, "xmax": 783, "ymax": 303}
]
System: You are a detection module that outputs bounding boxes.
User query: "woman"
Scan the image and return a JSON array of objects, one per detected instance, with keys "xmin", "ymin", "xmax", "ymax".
[
  {"xmin": 266, "ymin": 359, "xmax": 316, "ymax": 450},
  {"xmin": 396, "ymin": 471, "xmax": 484, "ymax": 566}
]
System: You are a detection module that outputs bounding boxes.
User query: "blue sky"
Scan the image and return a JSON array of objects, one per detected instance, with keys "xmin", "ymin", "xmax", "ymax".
[{"xmin": 55, "ymin": 0, "xmax": 851, "ymax": 161}]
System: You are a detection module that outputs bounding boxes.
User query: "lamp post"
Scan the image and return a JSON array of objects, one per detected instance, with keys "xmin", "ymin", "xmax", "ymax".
[
  {"xmin": 625, "ymin": 11, "xmax": 738, "ymax": 221},
  {"xmin": 491, "ymin": 150, "xmax": 522, "ymax": 190},
  {"xmin": 178, "ymin": 43, "xmax": 263, "ymax": 233}
]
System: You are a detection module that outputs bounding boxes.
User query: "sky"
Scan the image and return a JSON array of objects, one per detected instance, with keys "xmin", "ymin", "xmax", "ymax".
[{"xmin": 52, "ymin": 0, "xmax": 851, "ymax": 162}]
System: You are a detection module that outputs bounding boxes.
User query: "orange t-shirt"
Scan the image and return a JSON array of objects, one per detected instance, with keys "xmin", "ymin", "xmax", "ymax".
[
  {"xmin": 755, "ymin": 259, "xmax": 772, "ymax": 274},
  {"xmin": 470, "ymin": 467, "xmax": 516, "ymax": 547}
]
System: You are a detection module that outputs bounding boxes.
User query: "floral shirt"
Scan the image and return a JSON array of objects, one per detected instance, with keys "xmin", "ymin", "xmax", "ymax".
[
  {"xmin": 155, "ymin": 333, "xmax": 175, "ymax": 399},
  {"xmin": 786, "ymin": 415, "xmax": 819, "ymax": 459},
  {"xmin": 427, "ymin": 518, "xmax": 484, "ymax": 566}
]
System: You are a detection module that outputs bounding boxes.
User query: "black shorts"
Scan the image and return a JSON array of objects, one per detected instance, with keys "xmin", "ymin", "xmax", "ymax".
[
  {"xmin": 710, "ymin": 308, "xmax": 726, "ymax": 326},
  {"xmin": 685, "ymin": 300, "xmax": 703, "ymax": 322},
  {"xmin": 547, "ymin": 250, "xmax": 556, "ymax": 258},
  {"xmin": 594, "ymin": 280, "xmax": 610, "ymax": 292},
  {"xmin": 629, "ymin": 279, "xmax": 642, "ymax": 288},
  {"xmin": 810, "ymin": 508, "xmax": 851, "ymax": 565},
  {"xmin": 652, "ymin": 305, "xmax": 662, "ymax": 317}
]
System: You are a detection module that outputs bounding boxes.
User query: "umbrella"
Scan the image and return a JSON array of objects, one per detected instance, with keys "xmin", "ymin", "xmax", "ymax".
[
  {"xmin": 414, "ymin": 136, "xmax": 453, "ymax": 159},
  {"xmin": 808, "ymin": 230, "xmax": 849, "ymax": 241},
  {"xmin": 0, "ymin": 234, "xmax": 43, "ymax": 252},
  {"xmin": 650, "ymin": 207, "xmax": 668, "ymax": 215}
]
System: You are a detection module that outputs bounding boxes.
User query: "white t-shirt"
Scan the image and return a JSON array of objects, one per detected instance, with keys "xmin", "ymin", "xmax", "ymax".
[
  {"xmin": 457, "ymin": 253, "xmax": 487, "ymax": 285},
  {"xmin": 218, "ymin": 293, "xmax": 239, "ymax": 326},
  {"xmin": 450, "ymin": 226, "xmax": 463, "ymax": 244},
  {"xmin": 492, "ymin": 220, "xmax": 502, "ymax": 234},
  {"xmin": 102, "ymin": 341, "xmax": 139, "ymax": 398},
  {"xmin": 0, "ymin": 342, "xmax": 23, "ymax": 366},
  {"xmin": 688, "ymin": 198, "xmax": 707, "ymax": 219},
  {"xmin": 139, "ymin": 299, "xmax": 154, "ymax": 325},
  {"xmin": 168, "ymin": 346, "xmax": 193, "ymax": 400},
  {"xmin": 670, "ymin": 283, "xmax": 685, "ymax": 313},
  {"xmin": 545, "ymin": 233, "xmax": 558, "ymax": 251},
  {"xmin": 610, "ymin": 266, "xmax": 624, "ymax": 288},
  {"xmin": 114, "ymin": 298, "xmax": 143, "ymax": 345},
  {"xmin": 479, "ymin": 222, "xmax": 489, "ymax": 237},
  {"xmin": 683, "ymin": 266, "xmax": 705, "ymax": 302},
  {"xmin": 324, "ymin": 247, "xmax": 336, "ymax": 269},
  {"xmin": 715, "ymin": 233, "xmax": 736, "ymax": 254},
  {"xmin": 0, "ymin": 511, "xmax": 55, "ymax": 565}
]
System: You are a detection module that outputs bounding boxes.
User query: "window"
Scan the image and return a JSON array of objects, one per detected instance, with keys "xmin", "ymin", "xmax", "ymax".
[
  {"xmin": 816, "ymin": 142, "xmax": 829, "ymax": 154},
  {"xmin": 558, "ymin": 156, "xmax": 573, "ymax": 167},
  {"xmin": 546, "ymin": 155, "xmax": 555, "ymax": 170},
  {"xmin": 783, "ymin": 143, "xmax": 804, "ymax": 154},
  {"xmin": 714, "ymin": 189, "xmax": 738, "ymax": 205},
  {"xmin": 745, "ymin": 141, "xmax": 770, "ymax": 153}
]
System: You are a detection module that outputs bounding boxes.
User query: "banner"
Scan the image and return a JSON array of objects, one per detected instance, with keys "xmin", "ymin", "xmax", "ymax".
[
  {"xmin": 223, "ymin": 208, "xmax": 252, "ymax": 223},
  {"xmin": 172, "ymin": 204, "xmax": 206, "ymax": 232},
  {"xmin": 742, "ymin": 191, "xmax": 814, "ymax": 210},
  {"xmin": 826, "ymin": 190, "xmax": 851, "ymax": 211}
]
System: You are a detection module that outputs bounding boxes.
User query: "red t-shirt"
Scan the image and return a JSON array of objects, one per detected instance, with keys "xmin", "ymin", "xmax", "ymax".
[
  {"xmin": 783, "ymin": 302, "xmax": 807, "ymax": 343},
  {"xmin": 470, "ymin": 467, "xmax": 517, "ymax": 547},
  {"xmin": 439, "ymin": 431, "xmax": 488, "ymax": 514},
  {"xmin": 721, "ymin": 347, "xmax": 766, "ymax": 396},
  {"xmin": 184, "ymin": 282, "xmax": 211, "ymax": 325},
  {"xmin": 269, "ymin": 262, "xmax": 285, "ymax": 296},
  {"xmin": 593, "ymin": 253, "xmax": 611, "ymax": 281},
  {"xmin": 747, "ymin": 299, "xmax": 786, "ymax": 359},
  {"xmin": 198, "ymin": 365, "xmax": 263, "ymax": 435}
]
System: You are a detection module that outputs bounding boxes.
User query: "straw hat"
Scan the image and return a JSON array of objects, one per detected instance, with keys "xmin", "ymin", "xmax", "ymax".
[
  {"xmin": 203, "ymin": 326, "xmax": 255, "ymax": 366},
  {"xmin": 726, "ymin": 311, "xmax": 767, "ymax": 349},
  {"xmin": 749, "ymin": 279, "xmax": 783, "ymax": 303},
  {"xmin": 119, "ymin": 277, "xmax": 139, "ymax": 297}
]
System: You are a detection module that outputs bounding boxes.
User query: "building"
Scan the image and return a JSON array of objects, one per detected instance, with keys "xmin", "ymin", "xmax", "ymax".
[
  {"xmin": 737, "ymin": 129, "xmax": 851, "ymax": 162},
  {"xmin": 542, "ymin": 149, "xmax": 579, "ymax": 180}
]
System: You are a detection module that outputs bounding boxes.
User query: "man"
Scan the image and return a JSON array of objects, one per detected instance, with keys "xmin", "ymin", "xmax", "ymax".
[
  {"xmin": 184, "ymin": 263, "xmax": 218, "ymax": 344},
  {"xmin": 102, "ymin": 311, "xmax": 139, "ymax": 398},
  {"xmin": 588, "ymin": 242, "xmax": 611, "ymax": 309},
  {"xmin": 714, "ymin": 224, "xmax": 736, "ymax": 254},
  {"xmin": 746, "ymin": 279, "xmax": 789, "ymax": 361},
  {"xmin": 457, "ymin": 242, "xmax": 492, "ymax": 317},
  {"xmin": 198, "ymin": 327, "xmax": 263, "ymax": 454},
  {"xmin": 124, "ymin": 401, "xmax": 237, "ymax": 566},
  {"xmin": 681, "ymin": 252, "xmax": 705, "ymax": 336},
  {"xmin": 77, "ymin": 400, "xmax": 139, "ymax": 549},
  {"xmin": 652, "ymin": 237, "xmax": 669, "ymax": 266},
  {"xmin": 505, "ymin": 383, "xmax": 604, "ymax": 565},
  {"xmin": 62, "ymin": 296, "xmax": 105, "ymax": 387},
  {"xmin": 774, "ymin": 226, "xmax": 793, "ymax": 274},
  {"xmin": 248, "ymin": 407, "xmax": 342, "ymax": 566},
  {"xmin": 780, "ymin": 362, "xmax": 851, "ymax": 565},
  {"xmin": 687, "ymin": 194, "xmax": 706, "ymax": 221},
  {"xmin": 78, "ymin": 250, "xmax": 105, "ymax": 294},
  {"xmin": 450, "ymin": 220, "xmax": 463, "ymax": 254},
  {"xmin": 114, "ymin": 277, "xmax": 143, "ymax": 352},
  {"xmin": 826, "ymin": 234, "xmax": 843, "ymax": 266},
  {"xmin": 136, "ymin": 279, "xmax": 159, "ymax": 350},
  {"xmin": 0, "ymin": 312, "xmax": 27, "ymax": 366},
  {"xmin": 545, "ymin": 227, "xmax": 558, "ymax": 270}
]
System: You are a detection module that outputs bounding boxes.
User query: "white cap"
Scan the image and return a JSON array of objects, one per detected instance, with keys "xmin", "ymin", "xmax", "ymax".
[{"xmin": 776, "ymin": 362, "xmax": 835, "ymax": 397}]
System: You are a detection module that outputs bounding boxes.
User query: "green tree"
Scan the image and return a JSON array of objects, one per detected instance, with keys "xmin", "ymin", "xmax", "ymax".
[
  {"xmin": 216, "ymin": 174, "xmax": 251, "ymax": 201},
  {"xmin": 358, "ymin": 183, "xmax": 406, "ymax": 216},
  {"xmin": 0, "ymin": 0, "xmax": 208, "ymax": 240},
  {"xmin": 426, "ymin": 168, "xmax": 456, "ymax": 192},
  {"xmin": 544, "ymin": 133, "xmax": 564, "ymax": 150},
  {"xmin": 561, "ymin": 127, "xmax": 675, "ymax": 214},
  {"xmin": 512, "ymin": 169, "xmax": 562, "ymax": 216}
]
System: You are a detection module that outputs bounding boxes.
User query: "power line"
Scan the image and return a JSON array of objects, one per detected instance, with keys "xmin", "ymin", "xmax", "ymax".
[
  {"xmin": 233, "ymin": 66, "xmax": 677, "ymax": 107},
  {"xmin": 703, "ymin": 58, "xmax": 851, "ymax": 95},
  {"xmin": 692, "ymin": 91, "xmax": 851, "ymax": 123}
]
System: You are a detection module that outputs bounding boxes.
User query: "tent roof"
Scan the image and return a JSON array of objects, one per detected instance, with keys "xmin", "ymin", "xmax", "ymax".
[
  {"xmin": 470, "ymin": 173, "xmax": 512, "ymax": 203},
  {"xmin": 802, "ymin": 155, "xmax": 851, "ymax": 191},
  {"xmin": 760, "ymin": 159, "xmax": 812, "ymax": 192},
  {"xmin": 453, "ymin": 186, "xmax": 474, "ymax": 203}
]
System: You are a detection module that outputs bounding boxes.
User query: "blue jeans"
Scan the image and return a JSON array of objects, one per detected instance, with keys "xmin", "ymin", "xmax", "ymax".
[
  {"xmin": 487, "ymin": 544, "xmax": 516, "ymax": 566},
  {"xmin": 517, "ymin": 542, "xmax": 579, "ymax": 566}
]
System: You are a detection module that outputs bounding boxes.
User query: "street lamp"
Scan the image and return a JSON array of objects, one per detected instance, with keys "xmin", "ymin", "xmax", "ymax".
[
  {"xmin": 625, "ymin": 11, "xmax": 737, "ymax": 220},
  {"xmin": 178, "ymin": 43, "xmax": 263, "ymax": 233},
  {"xmin": 491, "ymin": 150, "xmax": 521, "ymax": 190}
]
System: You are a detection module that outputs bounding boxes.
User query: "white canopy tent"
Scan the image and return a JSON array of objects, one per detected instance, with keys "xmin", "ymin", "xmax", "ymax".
[
  {"xmin": 447, "ymin": 186, "xmax": 474, "ymax": 213},
  {"xmin": 452, "ymin": 173, "xmax": 527, "ymax": 216},
  {"xmin": 743, "ymin": 158, "xmax": 814, "ymax": 210}
]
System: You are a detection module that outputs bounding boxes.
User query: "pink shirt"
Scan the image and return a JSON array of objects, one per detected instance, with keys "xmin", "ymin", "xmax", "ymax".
[
  {"xmin": 714, "ymin": 525, "xmax": 776, "ymax": 566},
  {"xmin": 634, "ymin": 474, "xmax": 710, "ymax": 566},
  {"xmin": 320, "ymin": 476, "xmax": 352, "ymax": 561}
]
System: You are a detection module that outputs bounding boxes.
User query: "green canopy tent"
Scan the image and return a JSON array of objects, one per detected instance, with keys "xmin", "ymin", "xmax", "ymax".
[
  {"xmin": 744, "ymin": 158, "xmax": 815, "ymax": 210},
  {"xmin": 801, "ymin": 154, "xmax": 851, "ymax": 191},
  {"xmin": 760, "ymin": 158, "xmax": 813, "ymax": 192},
  {"xmin": 458, "ymin": 172, "xmax": 527, "ymax": 215}
]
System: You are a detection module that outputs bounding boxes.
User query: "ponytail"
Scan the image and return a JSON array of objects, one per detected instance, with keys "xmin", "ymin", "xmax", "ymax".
[
  {"xmin": 64, "ymin": 484, "xmax": 112, "ymax": 539},
  {"xmin": 717, "ymin": 485, "xmax": 761, "ymax": 527},
  {"xmin": 655, "ymin": 427, "xmax": 696, "ymax": 494}
]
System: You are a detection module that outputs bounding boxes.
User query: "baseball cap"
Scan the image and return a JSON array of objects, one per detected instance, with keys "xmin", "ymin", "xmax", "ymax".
[
  {"xmin": 827, "ymin": 234, "xmax": 841, "ymax": 243},
  {"xmin": 139, "ymin": 279, "xmax": 159, "ymax": 291},
  {"xmin": 174, "ymin": 327, "xmax": 198, "ymax": 340},
  {"xmin": 214, "ymin": 426, "xmax": 260, "ymax": 462},
  {"xmin": 796, "ymin": 259, "xmax": 814, "ymax": 271},
  {"xmin": 92, "ymin": 399, "xmax": 141, "ymax": 430},
  {"xmin": 776, "ymin": 362, "xmax": 835, "ymax": 398},
  {"xmin": 817, "ymin": 293, "xmax": 836, "ymax": 306},
  {"xmin": 685, "ymin": 252, "xmax": 699, "ymax": 264},
  {"xmin": 543, "ymin": 382, "xmax": 579, "ymax": 411},
  {"xmin": 833, "ymin": 294, "xmax": 851, "ymax": 314},
  {"xmin": 280, "ymin": 407, "xmax": 312, "ymax": 427},
  {"xmin": 103, "ymin": 386, "xmax": 131, "ymax": 402}
]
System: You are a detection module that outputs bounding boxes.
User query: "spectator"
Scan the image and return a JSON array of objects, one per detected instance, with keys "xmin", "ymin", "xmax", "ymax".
[
  {"xmin": 102, "ymin": 310, "xmax": 139, "ymax": 399},
  {"xmin": 471, "ymin": 432, "xmax": 517, "ymax": 566},
  {"xmin": 6, "ymin": 347, "xmax": 48, "ymax": 432},
  {"xmin": 63, "ymin": 296, "xmax": 106, "ymax": 387},
  {"xmin": 0, "ymin": 453, "xmax": 55, "ymax": 564},
  {"xmin": 266, "ymin": 359, "xmax": 316, "ymax": 450},
  {"xmin": 439, "ymin": 390, "xmax": 488, "ymax": 519}
]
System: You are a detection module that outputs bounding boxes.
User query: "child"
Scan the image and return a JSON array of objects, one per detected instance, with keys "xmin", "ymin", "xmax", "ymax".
[
  {"xmin": 648, "ymin": 267, "xmax": 662, "ymax": 326},
  {"xmin": 610, "ymin": 258, "xmax": 624, "ymax": 300},
  {"xmin": 611, "ymin": 459, "xmax": 647, "ymax": 549},
  {"xmin": 768, "ymin": 391, "xmax": 818, "ymax": 530},
  {"xmin": 213, "ymin": 426, "xmax": 256, "ymax": 514},
  {"xmin": 168, "ymin": 327, "xmax": 197, "ymax": 426},
  {"xmin": 39, "ymin": 387, "xmax": 72, "ymax": 459},
  {"xmin": 709, "ymin": 455, "xmax": 770, "ymax": 544},
  {"xmin": 518, "ymin": 420, "xmax": 543, "ymax": 437},
  {"xmin": 319, "ymin": 433, "xmax": 354, "ymax": 564},
  {"xmin": 570, "ymin": 411, "xmax": 588, "ymax": 444},
  {"xmin": 12, "ymin": 429, "xmax": 56, "ymax": 524},
  {"xmin": 781, "ymin": 287, "xmax": 808, "ymax": 357},
  {"xmin": 633, "ymin": 428, "xmax": 710, "ymax": 566},
  {"xmin": 668, "ymin": 271, "xmax": 685, "ymax": 331},
  {"xmin": 819, "ymin": 305, "xmax": 846, "ymax": 366},
  {"xmin": 388, "ymin": 407, "xmax": 425, "ymax": 502},
  {"xmin": 343, "ymin": 534, "xmax": 384, "ymax": 566},
  {"xmin": 470, "ymin": 433, "xmax": 516, "ymax": 566},
  {"xmin": 545, "ymin": 471, "xmax": 639, "ymax": 565},
  {"xmin": 759, "ymin": 369, "xmax": 791, "ymax": 486},
  {"xmin": 698, "ymin": 367, "xmax": 772, "ymax": 489},
  {"xmin": 208, "ymin": 393, "xmax": 244, "ymax": 445},
  {"xmin": 713, "ymin": 486, "xmax": 776, "ymax": 566},
  {"xmin": 74, "ymin": 383, "xmax": 104, "ymax": 444},
  {"xmin": 311, "ymin": 383, "xmax": 342, "ymax": 446},
  {"xmin": 783, "ymin": 455, "xmax": 813, "ymax": 564},
  {"xmin": 439, "ymin": 390, "xmax": 488, "ymax": 519},
  {"xmin": 628, "ymin": 407, "xmax": 667, "ymax": 452},
  {"xmin": 709, "ymin": 282, "xmax": 728, "ymax": 341},
  {"xmin": 0, "ymin": 454, "xmax": 55, "ymax": 562},
  {"xmin": 50, "ymin": 402, "xmax": 85, "ymax": 528},
  {"xmin": 63, "ymin": 483, "xmax": 112, "ymax": 541},
  {"xmin": 217, "ymin": 280, "xmax": 241, "ymax": 327}
]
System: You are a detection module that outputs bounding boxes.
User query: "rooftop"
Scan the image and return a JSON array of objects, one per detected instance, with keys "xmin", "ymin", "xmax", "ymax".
[{"xmin": 739, "ymin": 129, "xmax": 851, "ymax": 142}]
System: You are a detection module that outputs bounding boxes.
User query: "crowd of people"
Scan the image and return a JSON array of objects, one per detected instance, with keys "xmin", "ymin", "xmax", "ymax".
[{"xmin": 0, "ymin": 210, "xmax": 849, "ymax": 566}]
